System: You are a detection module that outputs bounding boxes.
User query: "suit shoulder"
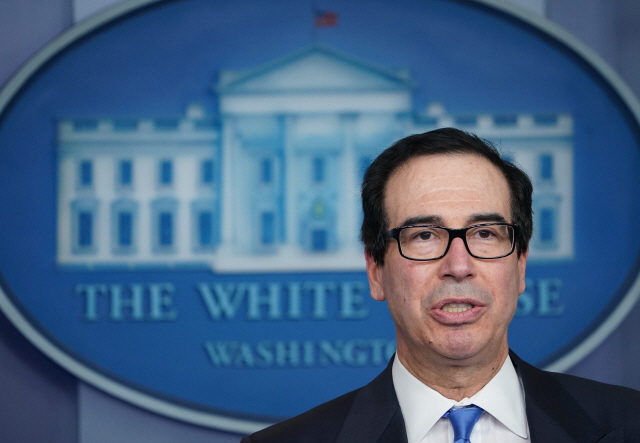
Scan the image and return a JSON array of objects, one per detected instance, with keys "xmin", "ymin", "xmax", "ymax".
[
  {"xmin": 512, "ymin": 351, "xmax": 640, "ymax": 411},
  {"xmin": 513, "ymin": 352, "xmax": 640, "ymax": 441},
  {"xmin": 550, "ymin": 371, "xmax": 640, "ymax": 404},
  {"xmin": 242, "ymin": 388, "xmax": 361, "ymax": 443},
  {"xmin": 547, "ymin": 371, "xmax": 640, "ymax": 422}
]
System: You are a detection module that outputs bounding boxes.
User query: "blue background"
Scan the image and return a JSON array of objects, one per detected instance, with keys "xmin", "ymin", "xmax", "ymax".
[{"xmin": 1, "ymin": 0, "xmax": 640, "ymax": 421}]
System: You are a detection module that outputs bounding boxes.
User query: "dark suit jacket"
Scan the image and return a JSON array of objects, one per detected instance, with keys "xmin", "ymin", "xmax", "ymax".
[{"xmin": 241, "ymin": 351, "xmax": 640, "ymax": 442}]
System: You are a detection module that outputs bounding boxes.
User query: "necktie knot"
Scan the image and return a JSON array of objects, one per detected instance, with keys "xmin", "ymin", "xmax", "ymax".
[{"xmin": 443, "ymin": 405, "xmax": 484, "ymax": 443}]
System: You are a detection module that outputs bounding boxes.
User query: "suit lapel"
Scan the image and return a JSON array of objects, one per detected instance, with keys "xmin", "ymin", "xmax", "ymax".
[
  {"xmin": 335, "ymin": 352, "xmax": 622, "ymax": 443},
  {"xmin": 510, "ymin": 351, "xmax": 608, "ymax": 443},
  {"xmin": 336, "ymin": 360, "xmax": 407, "ymax": 443}
]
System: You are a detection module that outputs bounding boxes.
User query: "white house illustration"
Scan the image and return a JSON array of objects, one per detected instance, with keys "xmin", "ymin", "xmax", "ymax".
[{"xmin": 56, "ymin": 45, "xmax": 573, "ymax": 272}]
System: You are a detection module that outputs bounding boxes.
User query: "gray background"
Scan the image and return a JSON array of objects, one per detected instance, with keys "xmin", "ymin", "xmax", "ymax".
[{"xmin": 0, "ymin": 0, "xmax": 639, "ymax": 441}]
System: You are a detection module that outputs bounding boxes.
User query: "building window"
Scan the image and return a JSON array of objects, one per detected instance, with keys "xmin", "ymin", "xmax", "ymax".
[
  {"xmin": 79, "ymin": 160, "xmax": 93, "ymax": 187},
  {"xmin": 160, "ymin": 160, "xmax": 173, "ymax": 185},
  {"xmin": 540, "ymin": 154, "xmax": 554, "ymax": 181},
  {"xmin": 151, "ymin": 198, "xmax": 177, "ymax": 253},
  {"xmin": 261, "ymin": 159, "xmax": 272, "ymax": 184},
  {"xmin": 532, "ymin": 195, "xmax": 561, "ymax": 251},
  {"xmin": 118, "ymin": 212, "xmax": 133, "ymax": 246},
  {"xmin": 111, "ymin": 199, "xmax": 137, "ymax": 254},
  {"xmin": 78, "ymin": 212, "xmax": 93, "ymax": 247},
  {"xmin": 313, "ymin": 157, "xmax": 325, "ymax": 183},
  {"xmin": 312, "ymin": 229, "xmax": 327, "ymax": 251},
  {"xmin": 119, "ymin": 160, "xmax": 133, "ymax": 186},
  {"xmin": 198, "ymin": 211, "xmax": 213, "ymax": 246},
  {"xmin": 540, "ymin": 208, "xmax": 556, "ymax": 243},
  {"xmin": 71, "ymin": 198, "xmax": 98, "ymax": 254},
  {"xmin": 261, "ymin": 211, "xmax": 275, "ymax": 245},
  {"xmin": 191, "ymin": 200, "xmax": 219, "ymax": 251},
  {"xmin": 202, "ymin": 159, "xmax": 214, "ymax": 185},
  {"xmin": 159, "ymin": 212, "xmax": 173, "ymax": 246}
]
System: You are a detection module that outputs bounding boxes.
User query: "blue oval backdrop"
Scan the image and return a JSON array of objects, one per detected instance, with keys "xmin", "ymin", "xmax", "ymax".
[{"xmin": 1, "ymin": 0, "xmax": 640, "ymax": 433}]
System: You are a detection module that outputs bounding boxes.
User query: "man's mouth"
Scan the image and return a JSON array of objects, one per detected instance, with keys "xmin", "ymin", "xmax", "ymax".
[{"xmin": 441, "ymin": 303, "xmax": 474, "ymax": 313}]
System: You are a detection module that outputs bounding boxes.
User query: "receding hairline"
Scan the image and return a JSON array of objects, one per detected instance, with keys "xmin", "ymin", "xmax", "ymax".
[{"xmin": 381, "ymin": 151, "xmax": 514, "ymax": 222}]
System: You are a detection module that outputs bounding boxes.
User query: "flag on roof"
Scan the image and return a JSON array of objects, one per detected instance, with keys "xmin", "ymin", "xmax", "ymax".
[{"xmin": 314, "ymin": 9, "xmax": 338, "ymax": 27}]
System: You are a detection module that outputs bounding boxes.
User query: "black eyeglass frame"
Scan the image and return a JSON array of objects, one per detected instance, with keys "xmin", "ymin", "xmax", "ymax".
[{"xmin": 385, "ymin": 222, "xmax": 521, "ymax": 261}]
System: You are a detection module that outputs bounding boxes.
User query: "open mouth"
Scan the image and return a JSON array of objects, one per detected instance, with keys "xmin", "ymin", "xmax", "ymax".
[{"xmin": 441, "ymin": 303, "xmax": 474, "ymax": 313}]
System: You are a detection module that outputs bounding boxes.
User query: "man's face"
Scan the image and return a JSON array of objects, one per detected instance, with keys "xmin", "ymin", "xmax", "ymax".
[{"xmin": 366, "ymin": 153, "xmax": 527, "ymax": 368}]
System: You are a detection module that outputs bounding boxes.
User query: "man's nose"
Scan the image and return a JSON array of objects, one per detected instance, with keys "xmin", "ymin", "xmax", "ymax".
[{"xmin": 439, "ymin": 237, "xmax": 475, "ymax": 281}]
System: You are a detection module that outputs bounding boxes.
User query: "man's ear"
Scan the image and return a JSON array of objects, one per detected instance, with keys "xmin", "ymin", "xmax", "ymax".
[
  {"xmin": 518, "ymin": 249, "xmax": 528, "ymax": 295},
  {"xmin": 365, "ymin": 252, "xmax": 386, "ymax": 301}
]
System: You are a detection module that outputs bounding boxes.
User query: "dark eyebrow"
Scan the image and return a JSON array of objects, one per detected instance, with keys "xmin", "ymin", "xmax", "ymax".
[
  {"xmin": 467, "ymin": 213, "xmax": 508, "ymax": 224},
  {"xmin": 397, "ymin": 213, "xmax": 508, "ymax": 229},
  {"xmin": 399, "ymin": 215, "xmax": 445, "ymax": 227}
]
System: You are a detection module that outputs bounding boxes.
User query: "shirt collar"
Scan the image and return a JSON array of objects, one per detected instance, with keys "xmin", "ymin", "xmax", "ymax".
[
  {"xmin": 392, "ymin": 354, "xmax": 528, "ymax": 442},
  {"xmin": 471, "ymin": 354, "xmax": 529, "ymax": 438}
]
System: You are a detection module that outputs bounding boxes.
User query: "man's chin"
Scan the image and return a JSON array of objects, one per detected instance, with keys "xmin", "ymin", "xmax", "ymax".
[
  {"xmin": 436, "ymin": 335, "xmax": 485, "ymax": 362},
  {"xmin": 436, "ymin": 337, "xmax": 508, "ymax": 366},
  {"xmin": 438, "ymin": 348, "xmax": 480, "ymax": 362}
]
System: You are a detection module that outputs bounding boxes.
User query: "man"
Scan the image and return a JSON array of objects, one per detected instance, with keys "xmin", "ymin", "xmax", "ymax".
[{"xmin": 242, "ymin": 128, "xmax": 640, "ymax": 442}]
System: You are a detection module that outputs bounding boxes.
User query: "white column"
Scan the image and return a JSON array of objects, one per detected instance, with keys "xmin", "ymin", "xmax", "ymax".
[
  {"xmin": 340, "ymin": 114, "xmax": 359, "ymax": 250},
  {"xmin": 219, "ymin": 117, "xmax": 236, "ymax": 250},
  {"xmin": 283, "ymin": 115, "xmax": 298, "ymax": 251}
]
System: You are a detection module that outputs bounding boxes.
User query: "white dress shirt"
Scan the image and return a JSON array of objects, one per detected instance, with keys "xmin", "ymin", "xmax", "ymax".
[{"xmin": 392, "ymin": 354, "xmax": 530, "ymax": 443}]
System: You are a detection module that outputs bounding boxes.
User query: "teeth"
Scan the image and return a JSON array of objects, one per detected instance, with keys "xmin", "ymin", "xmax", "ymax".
[{"xmin": 441, "ymin": 303, "xmax": 473, "ymax": 313}]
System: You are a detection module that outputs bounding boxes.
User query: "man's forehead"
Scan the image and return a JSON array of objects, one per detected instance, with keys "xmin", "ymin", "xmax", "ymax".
[{"xmin": 384, "ymin": 153, "xmax": 511, "ymax": 224}]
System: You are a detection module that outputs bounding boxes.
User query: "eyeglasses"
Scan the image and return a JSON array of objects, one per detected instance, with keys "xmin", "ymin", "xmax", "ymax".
[{"xmin": 385, "ymin": 223, "xmax": 520, "ymax": 261}]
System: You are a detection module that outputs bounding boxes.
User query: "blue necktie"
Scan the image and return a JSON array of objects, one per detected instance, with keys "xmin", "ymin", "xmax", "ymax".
[{"xmin": 443, "ymin": 405, "xmax": 484, "ymax": 443}]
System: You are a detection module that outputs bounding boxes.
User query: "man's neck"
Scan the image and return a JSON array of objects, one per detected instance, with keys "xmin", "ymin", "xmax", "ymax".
[{"xmin": 396, "ymin": 345, "xmax": 509, "ymax": 401}]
